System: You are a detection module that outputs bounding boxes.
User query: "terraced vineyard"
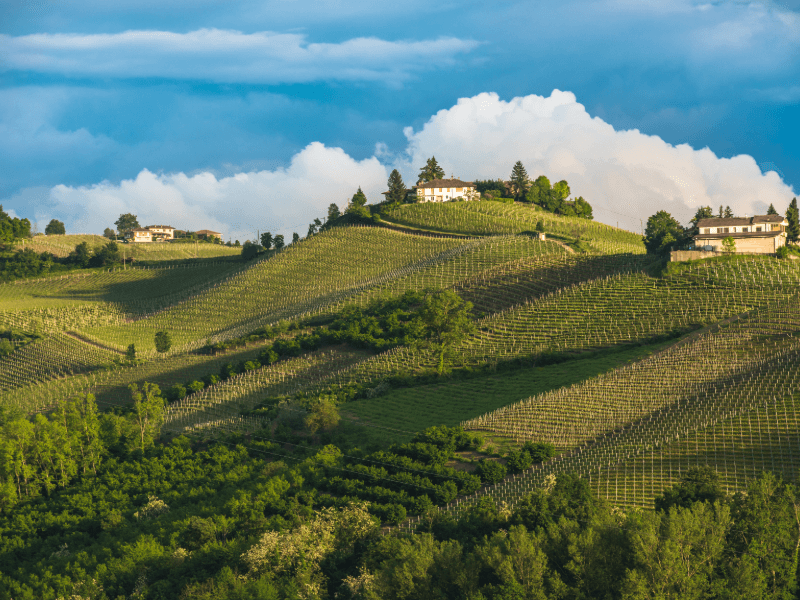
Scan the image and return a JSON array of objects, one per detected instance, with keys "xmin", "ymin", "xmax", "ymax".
[
  {"xmin": 393, "ymin": 297, "xmax": 800, "ymax": 527},
  {"xmin": 382, "ymin": 200, "xmax": 645, "ymax": 254}
]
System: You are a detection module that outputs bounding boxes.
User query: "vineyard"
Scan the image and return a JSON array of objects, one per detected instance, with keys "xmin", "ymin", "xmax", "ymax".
[
  {"xmin": 3, "ymin": 207, "xmax": 800, "ymax": 526},
  {"xmin": 382, "ymin": 200, "xmax": 646, "ymax": 254}
]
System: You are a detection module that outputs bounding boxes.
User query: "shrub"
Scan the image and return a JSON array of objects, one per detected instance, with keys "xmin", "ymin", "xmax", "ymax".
[
  {"xmin": 777, "ymin": 246, "xmax": 790, "ymax": 259},
  {"xmin": 477, "ymin": 459, "xmax": 507, "ymax": 484},
  {"xmin": 522, "ymin": 441, "xmax": 556, "ymax": 464},
  {"xmin": 506, "ymin": 449, "xmax": 533, "ymax": 473}
]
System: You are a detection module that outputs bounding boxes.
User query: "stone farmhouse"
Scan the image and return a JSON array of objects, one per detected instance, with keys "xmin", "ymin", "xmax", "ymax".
[{"xmin": 693, "ymin": 215, "xmax": 788, "ymax": 254}]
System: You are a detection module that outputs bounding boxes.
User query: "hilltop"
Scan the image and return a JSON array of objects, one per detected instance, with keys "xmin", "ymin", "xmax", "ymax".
[{"xmin": 1, "ymin": 199, "xmax": 799, "ymax": 598}]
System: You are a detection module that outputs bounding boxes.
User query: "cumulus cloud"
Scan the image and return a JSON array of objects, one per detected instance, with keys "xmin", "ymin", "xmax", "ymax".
[
  {"xmin": 35, "ymin": 143, "xmax": 388, "ymax": 240},
  {"xmin": 12, "ymin": 90, "xmax": 796, "ymax": 240},
  {"xmin": 0, "ymin": 28, "xmax": 479, "ymax": 85},
  {"xmin": 396, "ymin": 91, "xmax": 796, "ymax": 232}
]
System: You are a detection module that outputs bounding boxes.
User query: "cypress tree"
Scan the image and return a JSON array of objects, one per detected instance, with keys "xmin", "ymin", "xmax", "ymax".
[
  {"xmin": 787, "ymin": 197, "xmax": 799, "ymax": 243},
  {"xmin": 509, "ymin": 161, "xmax": 529, "ymax": 201},
  {"xmin": 767, "ymin": 203, "xmax": 779, "ymax": 215}
]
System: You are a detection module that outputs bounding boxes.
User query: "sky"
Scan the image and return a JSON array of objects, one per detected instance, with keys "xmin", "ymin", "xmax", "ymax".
[{"xmin": 1, "ymin": 0, "xmax": 799, "ymax": 240}]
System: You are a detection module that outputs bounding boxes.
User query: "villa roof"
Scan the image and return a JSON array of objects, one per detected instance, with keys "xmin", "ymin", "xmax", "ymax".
[
  {"xmin": 694, "ymin": 231, "xmax": 782, "ymax": 240},
  {"xmin": 696, "ymin": 215, "xmax": 786, "ymax": 227},
  {"xmin": 415, "ymin": 178, "xmax": 475, "ymax": 189}
]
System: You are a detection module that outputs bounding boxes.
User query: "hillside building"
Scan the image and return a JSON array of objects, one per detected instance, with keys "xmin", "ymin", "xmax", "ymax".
[
  {"xmin": 126, "ymin": 228, "xmax": 152, "ymax": 242},
  {"xmin": 195, "ymin": 229, "xmax": 222, "ymax": 240},
  {"xmin": 413, "ymin": 178, "xmax": 477, "ymax": 202},
  {"xmin": 693, "ymin": 215, "xmax": 788, "ymax": 254},
  {"xmin": 145, "ymin": 225, "xmax": 175, "ymax": 241}
]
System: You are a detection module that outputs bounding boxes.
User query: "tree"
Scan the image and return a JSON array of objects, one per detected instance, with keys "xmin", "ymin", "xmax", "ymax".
[
  {"xmin": 126, "ymin": 344, "xmax": 136, "ymax": 362},
  {"xmin": 655, "ymin": 466, "xmax": 725, "ymax": 511},
  {"xmin": 724, "ymin": 206, "xmax": 734, "ymax": 218},
  {"xmin": 689, "ymin": 206, "xmax": 714, "ymax": 234},
  {"xmin": 477, "ymin": 459, "xmax": 507, "ymax": 484},
  {"xmin": 292, "ymin": 232, "xmax": 299, "ymax": 244},
  {"xmin": 722, "ymin": 236, "xmax": 736, "ymax": 254},
  {"xmin": 273, "ymin": 234, "xmax": 285, "ymax": 249},
  {"xmin": 544, "ymin": 180, "xmax": 570, "ymax": 214},
  {"xmin": 526, "ymin": 175, "xmax": 552, "ymax": 207},
  {"xmin": 44, "ymin": 219, "xmax": 65, "ymax": 235},
  {"xmin": 418, "ymin": 157, "xmax": 445, "ymax": 183},
  {"xmin": 69, "ymin": 242, "xmax": 91, "ymax": 267},
  {"xmin": 260, "ymin": 231, "xmax": 273, "ymax": 249},
  {"xmin": 103, "ymin": 227, "xmax": 116, "ymax": 239},
  {"xmin": 90, "ymin": 241, "xmax": 120, "ymax": 267},
  {"xmin": 509, "ymin": 161, "xmax": 529, "ymax": 201},
  {"xmin": 643, "ymin": 210, "xmax": 685, "ymax": 255},
  {"xmin": 128, "ymin": 383, "xmax": 165, "ymax": 452},
  {"xmin": 327, "ymin": 203, "xmax": 341, "ymax": 224},
  {"xmin": 420, "ymin": 290, "xmax": 476, "ymax": 375},
  {"xmin": 0, "ymin": 205, "xmax": 31, "ymax": 244},
  {"xmin": 767, "ymin": 203, "xmax": 779, "ymax": 215},
  {"xmin": 386, "ymin": 170, "xmax": 408, "ymax": 206},
  {"xmin": 304, "ymin": 397, "xmax": 341, "ymax": 434},
  {"xmin": 241, "ymin": 240, "xmax": 261, "ymax": 260},
  {"xmin": 114, "ymin": 213, "xmax": 140, "ymax": 237},
  {"xmin": 572, "ymin": 196, "xmax": 593, "ymax": 220},
  {"xmin": 786, "ymin": 197, "xmax": 799, "ymax": 243},
  {"xmin": 154, "ymin": 331, "xmax": 171, "ymax": 353},
  {"xmin": 345, "ymin": 187, "xmax": 371, "ymax": 220}
]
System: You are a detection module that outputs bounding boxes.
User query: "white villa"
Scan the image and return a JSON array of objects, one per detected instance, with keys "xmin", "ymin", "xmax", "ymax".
[
  {"xmin": 693, "ymin": 215, "xmax": 788, "ymax": 254},
  {"xmin": 414, "ymin": 178, "xmax": 477, "ymax": 202},
  {"xmin": 125, "ymin": 225, "xmax": 175, "ymax": 242}
]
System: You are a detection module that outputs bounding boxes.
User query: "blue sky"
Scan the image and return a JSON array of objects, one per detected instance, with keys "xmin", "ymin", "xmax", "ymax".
[{"xmin": 1, "ymin": 0, "xmax": 798, "ymax": 239}]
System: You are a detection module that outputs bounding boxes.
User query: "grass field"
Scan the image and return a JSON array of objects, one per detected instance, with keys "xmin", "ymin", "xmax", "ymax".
[{"xmin": 340, "ymin": 341, "xmax": 677, "ymax": 445}]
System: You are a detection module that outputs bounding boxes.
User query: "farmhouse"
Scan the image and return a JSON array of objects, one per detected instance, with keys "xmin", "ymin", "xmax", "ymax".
[
  {"xmin": 693, "ymin": 215, "xmax": 788, "ymax": 254},
  {"xmin": 195, "ymin": 229, "xmax": 222, "ymax": 240},
  {"xmin": 145, "ymin": 225, "xmax": 175, "ymax": 241},
  {"xmin": 414, "ymin": 178, "xmax": 477, "ymax": 202},
  {"xmin": 125, "ymin": 228, "xmax": 152, "ymax": 242}
]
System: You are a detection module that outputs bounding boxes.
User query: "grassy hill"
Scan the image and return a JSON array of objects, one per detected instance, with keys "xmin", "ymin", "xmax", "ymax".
[{"xmin": 3, "ymin": 202, "xmax": 800, "ymax": 597}]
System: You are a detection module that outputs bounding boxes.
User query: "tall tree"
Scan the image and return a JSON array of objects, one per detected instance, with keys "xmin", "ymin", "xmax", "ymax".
[
  {"xmin": 724, "ymin": 206, "xmax": 734, "ymax": 218},
  {"xmin": 273, "ymin": 234, "xmax": 285, "ymax": 249},
  {"xmin": 292, "ymin": 232, "xmax": 300, "ymax": 244},
  {"xmin": 0, "ymin": 205, "xmax": 31, "ymax": 244},
  {"xmin": 420, "ymin": 290, "xmax": 476, "ymax": 375},
  {"xmin": 327, "ymin": 203, "xmax": 341, "ymax": 223},
  {"xmin": 128, "ymin": 383, "xmax": 165, "ymax": 452},
  {"xmin": 386, "ymin": 169, "xmax": 408, "ymax": 205},
  {"xmin": 767, "ymin": 203, "xmax": 779, "ymax": 215},
  {"xmin": 44, "ymin": 219, "xmax": 65, "ymax": 235},
  {"xmin": 345, "ymin": 188, "xmax": 370, "ymax": 220},
  {"xmin": 509, "ymin": 161, "xmax": 529, "ymax": 201},
  {"xmin": 786, "ymin": 197, "xmax": 799, "ymax": 243},
  {"xmin": 418, "ymin": 157, "xmax": 445, "ymax": 183},
  {"xmin": 260, "ymin": 231, "xmax": 273, "ymax": 250},
  {"xmin": 103, "ymin": 227, "xmax": 116, "ymax": 239},
  {"xmin": 114, "ymin": 213, "xmax": 140, "ymax": 237},
  {"xmin": 643, "ymin": 210, "xmax": 685, "ymax": 254}
]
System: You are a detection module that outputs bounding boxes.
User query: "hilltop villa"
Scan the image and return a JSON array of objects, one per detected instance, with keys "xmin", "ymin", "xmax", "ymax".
[
  {"xmin": 693, "ymin": 215, "xmax": 788, "ymax": 254},
  {"xmin": 383, "ymin": 178, "xmax": 477, "ymax": 203},
  {"xmin": 124, "ymin": 225, "xmax": 176, "ymax": 242}
]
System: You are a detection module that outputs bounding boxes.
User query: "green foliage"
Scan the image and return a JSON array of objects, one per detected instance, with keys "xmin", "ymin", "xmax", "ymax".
[
  {"xmin": 477, "ymin": 459, "xmax": 507, "ymax": 484},
  {"xmin": 241, "ymin": 240, "xmax": 262, "ymax": 260},
  {"xmin": 114, "ymin": 212, "xmax": 140, "ymax": 236},
  {"xmin": 505, "ymin": 449, "xmax": 532, "ymax": 473},
  {"xmin": 419, "ymin": 289, "xmax": 476, "ymax": 374},
  {"xmin": 128, "ymin": 382, "xmax": 165, "ymax": 452},
  {"xmin": 0, "ymin": 338, "xmax": 13, "ymax": 358},
  {"xmin": 273, "ymin": 234, "xmax": 285, "ymax": 249},
  {"xmin": 154, "ymin": 330, "xmax": 172, "ymax": 353},
  {"xmin": 418, "ymin": 156, "xmax": 445, "ymax": 183},
  {"xmin": 304, "ymin": 397, "xmax": 340, "ymax": 434},
  {"xmin": 722, "ymin": 236, "xmax": 736, "ymax": 254},
  {"xmin": 776, "ymin": 245, "xmax": 790, "ymax": 259},
  {"xmin": 260, "ymin": 231, "xmax": 273, "ymax": 249},
  {"xmin": 654, "ymin": 465, "xmax": 725, "ymax": 511},
  {"xmin": 509, "ymin": 161, "xmax": 529, "ymax": 201},
  {"xmin": 787, "ymin": 197, "xmax": 799, "ymax": 243},
  {"xmin": 103, "ymin": 227, "xmax": 116, "ymax": 239},
  {"xmin": 767, "ymin": 203, "xmax": 779, "ymax": 215},
  {"xmin": 0, "ymin": 205, "xmax": 31, "ymax": 244},
  {"xmin": 643, "ymin": 210, "xmax": 685, "ymax": 254},
  {"xmin": 386, "ymin": 169, "xmax": 408, "ymax": 206},
  {"xmin": 125, "ymin": 343, "xmax": 136, "ymax": 362},
  {"xmin": 521, "ymin": 441, "xmax": 556, "ymax": 464},
  {"xmin": 45, "ymin": 219, "xmax": 65, "ymax": 235}
]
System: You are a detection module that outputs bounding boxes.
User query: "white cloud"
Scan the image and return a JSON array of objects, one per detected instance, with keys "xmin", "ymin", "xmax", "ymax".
[
  {"xmin": 13, "ymin": 90, "xmax": 796, "ymax": 240},
  {"xmin": 0, "ymin": 28, "xmax": 479, "ymax": 85},
  {"xmin": 396, "ymin": 91, "xmax": 796, "ymax": 231},
  {"xmin": 37, "ymin": 143, "xmax": 388, "ymax": 240}
]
